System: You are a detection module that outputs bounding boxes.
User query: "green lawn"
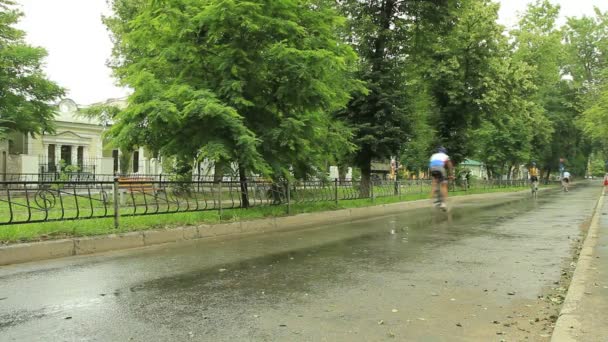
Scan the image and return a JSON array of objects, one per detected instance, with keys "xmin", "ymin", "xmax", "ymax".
[{"xmin": 0, "ymin": 184, "xmax": 535, "ymax": 244}]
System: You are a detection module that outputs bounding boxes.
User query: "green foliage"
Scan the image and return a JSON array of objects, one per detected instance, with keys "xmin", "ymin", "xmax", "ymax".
[
  {"xmin": 105, "ymin": 0, "xmax": 361, "ymax": 180},
  {"xmin": 429, "ymin": 0, "xmax": 507, "ymax": 164},
  {"xmin": 50, "ymin": 161, "xmax": 81, "ymax": 190},
  {"xmin": 94, "ymin": 0, "xmax": 607, "ymax": 182},
  {"xmin": 588, "ymin": 153, "xmax": 606, "ymax": 177},
  {"xmin": 563, "ymin": 8, "xmax": 608, "ymax": 87},
  {"xmin": 0, "ymin": 0, "xmax": 64, "ymax": 137},
  {"xmin": 573, "ymin": 9, "xmax": 608, "ymax": 157},
  {"xmin": 565, "ymin": 8, "xmax": 608, "ymax": 175},
  {"xmin": 336, "ymin": 0, "xmax": 446, "ymax": 192}
]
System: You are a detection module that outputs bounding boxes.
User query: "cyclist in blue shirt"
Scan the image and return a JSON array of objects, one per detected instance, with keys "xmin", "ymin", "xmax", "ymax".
[{"xmin": 429, "ymin": 147, "xmax": 454, "ymax": 209}]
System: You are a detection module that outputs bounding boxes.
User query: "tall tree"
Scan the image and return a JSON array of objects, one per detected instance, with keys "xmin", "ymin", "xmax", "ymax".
[
  {"xmin": 336, "ymin": 0, "xmax": 448, "ymax": 195},
  {"xmin": 428, "ymin": 0, "xmax": 509, "ymax": 165},
  {"xmin": 473, "ymin": 58, "xmax": 545, "ymax": 178},
  {"xmin": 563, "ymin": 8, "xmax": 608, "ymax": 88},
  {"xmin": 105, "ymin": 0, "xmax": 361, "ymax": 196},
  {"xmin": 0, "ymin": 0, "xmax": 64, "ymax": 138},
  {"xmin": 567, "ymin": 8, "xmax": 608, "ymax": 174},
  {"xmin": 508, "ymin": 0, "xmax": 563, "ymax": 176}
]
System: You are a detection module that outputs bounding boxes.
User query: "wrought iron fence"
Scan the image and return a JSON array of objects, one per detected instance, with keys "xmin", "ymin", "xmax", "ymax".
[
  {"xmin": 0, "ymin": 178, "xmax": 531, "ymax": 227},
  {"xmin": 38, "ymin": 156, "xmax": 99, "ymax": 174},
  {"xmin": 0, "ymin": 173, "xmax": 274, "ymax": 183}
]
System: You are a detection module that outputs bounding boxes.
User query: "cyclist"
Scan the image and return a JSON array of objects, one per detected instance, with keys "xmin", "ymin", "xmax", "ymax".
[
  {"xmin": 429, "ymin": 146, "xmax": 454, "ymax": 210},
  {"xmin": 529, "ymin": 162, "xmax": 540, "ymax": 193},
  {"xmin": 562, "ymin": 171, "xmax": 571, "ymax": 192}
]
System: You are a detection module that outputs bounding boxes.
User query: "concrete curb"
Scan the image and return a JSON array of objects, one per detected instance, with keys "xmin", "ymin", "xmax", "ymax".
[
  {"xmin": 551, "ymin": 188, "xmax": 605, "ymax": 342},
  {"xmin": 0, "ymin": 188, "xmax": 541, "ymax": 266}
]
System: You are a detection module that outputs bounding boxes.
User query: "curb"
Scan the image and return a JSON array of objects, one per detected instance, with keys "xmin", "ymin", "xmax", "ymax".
[
  {"xmin": 551, "ymin": 188, "xmax": 605, "ymax": 341},
  {"xmin": 0, "ymin": 188, "xmax": 544, "ymax": 266}
]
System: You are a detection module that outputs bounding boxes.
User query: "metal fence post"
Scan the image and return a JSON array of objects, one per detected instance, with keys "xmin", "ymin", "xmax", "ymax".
[
  {"xmin": 334, "ymin": 178, "xmax": 339, "ymax": 206},
  {"xmin": 218, "ymin": 180, "xmax": 223, "ymax": 219},
  {"xmin": 286, "ymin": 179, "xmax": 291, "ymax": 215},
  {"xmin": 370, "ymin": 179, "xmax": 374, "ymax": 202},
  {"xmin": 398, "ymin": 180, "xmax": 401, "ymax": 200},
  {"xmin": 113, "ymin": 177, "xmax": 120, "ymax": 229}
]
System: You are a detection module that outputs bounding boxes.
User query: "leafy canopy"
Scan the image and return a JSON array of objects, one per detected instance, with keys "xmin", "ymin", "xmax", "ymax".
[
  {"xmin": 0, "ymin": 0, "xmax": 64, "ymax": 138},
  {"xmin": 105, "ymin": 0, "xmax": 362, "ymax": 179}
]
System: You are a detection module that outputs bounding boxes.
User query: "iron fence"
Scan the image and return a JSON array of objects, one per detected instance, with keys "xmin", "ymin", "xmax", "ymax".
[
  {"xmin": 0, "ymin": 173, "xmax": 274, "ymax": 183},
  {"xmin": 0, "ymin": 178, "xmax": 532, "ymax": 227},
  {"xmin": 38, "ymin": 156, "xmax": 99, "ymax": 174}
]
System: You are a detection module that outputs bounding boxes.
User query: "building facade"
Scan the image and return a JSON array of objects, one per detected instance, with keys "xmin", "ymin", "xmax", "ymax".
[{"xmin": 0, "ymin": 98, "xmax": 163, "ymax": 181}]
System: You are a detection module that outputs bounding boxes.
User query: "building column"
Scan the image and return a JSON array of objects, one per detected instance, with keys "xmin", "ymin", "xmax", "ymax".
[
  {"xmin": 71, "ymin": 145, "xmax": 78, "ymax": 166},
  {"xmin": 55, "ymin": 145, "xmax": 61, "ymax": 166},
  {"xmin": 40, "ymin": 144, "xmax": 46, "ymax": 173},
  {"xmin": 27, "ymin": 135, "xmax": 34, "ymax": 155}
]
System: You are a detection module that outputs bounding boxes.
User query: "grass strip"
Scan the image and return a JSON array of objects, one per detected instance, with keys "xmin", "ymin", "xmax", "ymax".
[{"xmin": 0, "ymin": 185, "xmax": 535, "ymax": 244}]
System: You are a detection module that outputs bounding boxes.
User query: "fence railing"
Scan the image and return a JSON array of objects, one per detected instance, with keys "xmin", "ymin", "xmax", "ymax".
[
  {"xmin": 0, "ymin": 173, "xmax": 275, "ymax": 183},
  {"xmin": 0, "ymin": 178, "xmax": 532, "ymax": 227}
]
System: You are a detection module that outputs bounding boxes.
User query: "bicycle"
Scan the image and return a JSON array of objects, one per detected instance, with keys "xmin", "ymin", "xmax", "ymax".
[
  {"xmin": 432, "ymin": 183, "xmax": 447, "ymax": 211},
  {"xmin": 431, "ymin": 174, "xmax": 452, "ymax": 212},
  {"xmin": 561, "ymin": 177, "xmax": 570, "ymax": 192},
  {"xmin": 530, "ymin": 177, "xmax": 539, "ymax": 198}
]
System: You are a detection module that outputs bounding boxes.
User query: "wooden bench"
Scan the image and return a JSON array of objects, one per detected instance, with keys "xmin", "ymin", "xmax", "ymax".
[{"xmin": 117, "ymin": 177, "xmax": 158, "ymax": 194}]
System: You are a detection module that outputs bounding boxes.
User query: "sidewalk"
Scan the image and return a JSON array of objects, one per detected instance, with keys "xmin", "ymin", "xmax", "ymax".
[
  {"xmin": 571, "ymin": 196, "xmax": 608, "ymax": 341},
  {"xmin": 552, "ymin": 187, "xmax": 608, "ymax": 341}
]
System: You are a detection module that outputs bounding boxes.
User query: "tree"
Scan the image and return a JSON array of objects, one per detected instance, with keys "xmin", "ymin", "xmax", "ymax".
[
  {"xmin": 0, "ymin": 0, "xmax": 64, "ymax": 138},
  {"xmin": 563, "ymin": 9, "xmax": 608, "ymax": 88},
  {"xmin": 579, "ymin": 83, "xmax": 608, "ymax": 149},
  {"xmin": 565, "ymin": 8, "xmax": 608, "ymax": 175},
  {"xmin": 105, "ymin": 0, "xmax": 361, "ymax": 206},
  {"xmin": 427, "ymin": 0, "xmax": 511, "ymax": 165},
  {"xmin": 336, "ymin": 0, "xmax": 448, "ymax": 195},
  {"xmin": 507, "ymin": 0, "xmax": 562, "ymax": 176},
  {"xmin": 588, "ymin": 152, "xmax": 606, "ymax": 177},
  {"xmin": 472, "ymin": 49, "xmax": 550, "ymax": 178}
]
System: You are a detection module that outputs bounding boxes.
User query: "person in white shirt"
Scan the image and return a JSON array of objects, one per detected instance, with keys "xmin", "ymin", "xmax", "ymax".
[
  {"xmin": 429, "ymin": 147, "xmax": 454, "ymax": 209},
  {"xmin": 562, "ymin": 171, "xmax": 571, "ymax": 192}
]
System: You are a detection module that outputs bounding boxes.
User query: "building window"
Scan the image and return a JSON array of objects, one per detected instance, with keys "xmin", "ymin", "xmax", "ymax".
[
  {"xmin": 133, "ymin": 151, "xmax": 139, "ymax": 173},
  {"xmin": 112, "ymin": 150, "xmax": 119, "ymax": 173},
  {"xmin": 60, "ymin": 145, "xmax": 72, "ymax": 166},
  {"xmin": 77, "ymin": 146, "xmax": 84, "ymax": 169}
]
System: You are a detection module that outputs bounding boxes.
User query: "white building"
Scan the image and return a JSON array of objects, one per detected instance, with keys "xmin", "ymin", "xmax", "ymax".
[{"xmin": 0, "ymin": 98, "xmax": 162, "ymax": 181}]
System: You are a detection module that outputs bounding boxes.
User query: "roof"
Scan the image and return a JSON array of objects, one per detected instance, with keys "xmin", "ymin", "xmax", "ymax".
[{"xmin": 461, "ymin": 159, "xmax": 483, "ymax": 166}]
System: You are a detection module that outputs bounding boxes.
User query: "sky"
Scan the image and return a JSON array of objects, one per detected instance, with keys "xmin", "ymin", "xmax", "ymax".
[{"xmin": 13, "ymin": 0, "xmax": 608, "ymax": 105}]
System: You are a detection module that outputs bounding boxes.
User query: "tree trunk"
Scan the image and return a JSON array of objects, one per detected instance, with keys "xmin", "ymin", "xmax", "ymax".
[
  {"xmin": 338, "ymin": 164, "xmax": 348, "ymax": 185},
  {"xmin": 119, "ymin": 149, "xmax": 131, "ymax": 176},
  {"xmin": 360, "ymin": 157, "xmax": 372, "ymax": 198},
  {"xmin": 238, "ymin": 163, "xmax": 249, "ymax": 208}
]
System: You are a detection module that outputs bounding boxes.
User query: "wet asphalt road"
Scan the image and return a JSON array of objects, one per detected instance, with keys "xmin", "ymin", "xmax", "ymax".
[{"xmin": 0, "ymin": 183, "xmax": 601, "ymax": 341}]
